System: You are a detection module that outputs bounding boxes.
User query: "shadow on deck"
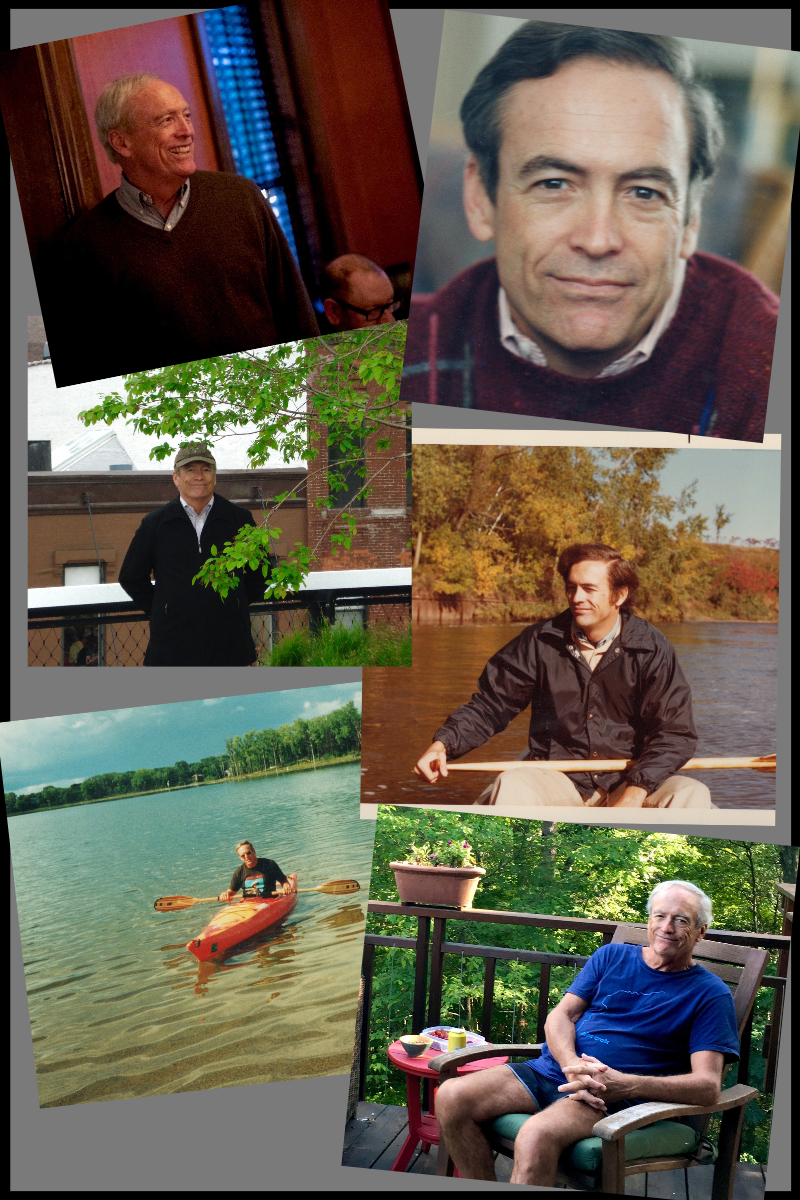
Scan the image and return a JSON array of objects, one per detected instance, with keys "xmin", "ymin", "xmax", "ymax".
[{"xmin": 343, "ymin": 1101, "xmax": 768, "ymax": 1196}]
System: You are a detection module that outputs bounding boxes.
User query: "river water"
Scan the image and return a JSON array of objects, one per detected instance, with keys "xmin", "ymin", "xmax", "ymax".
[
  {"xmin": 9, "ymin": 763, "xmax": 373, "ymax": 1107},
  {"xmin": 362, "ymin": 622, "xmax": 777, "ymax": 810}
]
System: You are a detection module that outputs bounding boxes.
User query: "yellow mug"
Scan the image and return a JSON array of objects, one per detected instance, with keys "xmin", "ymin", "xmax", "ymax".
[{"xmin": 447, "ymin": 1028, "xmax": 467, "ymax": 1052}]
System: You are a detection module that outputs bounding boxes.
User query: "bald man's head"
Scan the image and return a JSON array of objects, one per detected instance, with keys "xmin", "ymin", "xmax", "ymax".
[{"xmin": 322, "ymin": 255, "xmax": 398, "ymax": 328}]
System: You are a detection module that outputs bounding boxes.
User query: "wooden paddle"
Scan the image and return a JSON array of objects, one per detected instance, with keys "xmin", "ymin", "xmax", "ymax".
[
  {"xmin": 154, "ymin": 878, "xmax": 360, "ymax": 912},
  {"xmin": 271, "ymin": 880, "xmax": 361, "ymax": 896},
  {"xmin": 445, "ymin": 755, "xmax": 776, "ymax": 774}
]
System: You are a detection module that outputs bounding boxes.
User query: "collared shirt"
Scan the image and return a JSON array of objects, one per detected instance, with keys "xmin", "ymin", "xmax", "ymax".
[
  {"xmin": 498, "ymin": 258, "xmax": 687, "ymax": 378},
  {"xmin": 180, "ymin": 495, "xmax": 214, "ymax": 546},
  {"xmin": 116, "ymin": 173, "xmax": 191, "ymax": 231},
  {"xmin": 569, "ymin": 614, "xmax": 621, "ymax": 673}
]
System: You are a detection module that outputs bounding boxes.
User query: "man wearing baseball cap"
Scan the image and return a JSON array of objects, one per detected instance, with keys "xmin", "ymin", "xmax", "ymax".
[{"xmin": 118, "ymin": 443, "xmax": 270, "ymax": 665}]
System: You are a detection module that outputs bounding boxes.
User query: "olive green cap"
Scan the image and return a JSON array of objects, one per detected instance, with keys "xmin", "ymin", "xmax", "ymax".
[{"xmin": 174, "ymin": 442, "xmax": 216, "ymax": 471}]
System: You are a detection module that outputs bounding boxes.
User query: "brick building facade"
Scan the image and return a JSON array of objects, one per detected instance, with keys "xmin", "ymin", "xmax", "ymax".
[
  {"xmin": 306, "ymin": 345, "xmax": 411, "ymax": 571},
  {"xmin": 28, "ymin": 470, "xmax": 308, "ymax": 588}
]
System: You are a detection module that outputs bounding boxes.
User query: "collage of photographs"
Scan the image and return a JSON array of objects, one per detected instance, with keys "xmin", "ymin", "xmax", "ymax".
[{"xmin": 5, "ymin": 5, "xmax": 792, "ymax": 1195}]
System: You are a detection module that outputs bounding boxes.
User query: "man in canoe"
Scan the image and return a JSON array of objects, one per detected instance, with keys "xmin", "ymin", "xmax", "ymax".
[
  {"xmin": 414, "ymin": 543, "xmax": 714, "ymax": 808},
  {"xmin": 218, "ymin": 841, "xmax": 293, "ymax": 902},
  {"xmin": 434, "ymin": 881, "xmax": 739, "ymax": 1186}
]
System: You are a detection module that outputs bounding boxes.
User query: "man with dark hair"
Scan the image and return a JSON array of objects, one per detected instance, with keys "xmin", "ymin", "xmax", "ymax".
[
  {"xmin": 414, "ymin": 543, "xmax": 714, "ymax": 808},
  {"xmin": 401, "ymin": 23, "xmax": 778, "ymax": 441},
  {"xmin": 321, "ymin": 254, "xmax": 400, "ymax": 330},
  {"xmin": 119, "ymin": 443, "xmax": 272, "ymax": 666},
  {"xmin": 48, "ymin": 74, "xmax": 319, "ymax": 387}
]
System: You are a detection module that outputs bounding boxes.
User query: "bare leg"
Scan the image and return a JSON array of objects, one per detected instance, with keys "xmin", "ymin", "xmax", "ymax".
[
  {"xmin": 435, "ymin": 1065, "xmax": 539, "ymax": 1181},
  {"xmin": 510, "ymin": 1097, "xmax": 602, "ymax": 1187}
]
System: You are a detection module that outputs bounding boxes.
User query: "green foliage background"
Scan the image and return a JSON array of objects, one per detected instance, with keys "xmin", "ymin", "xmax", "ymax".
[
  {"xmin": 364, "ymin": 807, "xmax": 795, "ymax": 1163},
  {"xmin": 5, "ymin": 702, "xmax": 361, "ymax": 816},
  {"xmin": 78, "ymin": 325, "xmax": 408, "ymax": 598},
  {"xmin": 413, "ymin": 446, "xmax": 779, "ymax": 622}
]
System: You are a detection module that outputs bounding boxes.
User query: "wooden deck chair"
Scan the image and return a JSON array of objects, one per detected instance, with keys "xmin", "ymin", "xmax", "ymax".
[{"xmin": 432, "ymin": 925, "xmax": 769, "ymax": 1197}]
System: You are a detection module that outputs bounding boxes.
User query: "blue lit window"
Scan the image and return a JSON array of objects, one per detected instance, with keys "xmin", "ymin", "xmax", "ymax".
[{"xmin": 201, "ymin": 5, "xmax": 300, "ymax": 263}]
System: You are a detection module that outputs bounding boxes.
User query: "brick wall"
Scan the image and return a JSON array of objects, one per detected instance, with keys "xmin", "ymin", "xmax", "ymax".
[
  {"xmin": 28, "ymin": 470, "xmax": 308, "ymax": 588},
  {"xmin": 306, "ymin": 397, "xmax": 411, "ymax": 572}
]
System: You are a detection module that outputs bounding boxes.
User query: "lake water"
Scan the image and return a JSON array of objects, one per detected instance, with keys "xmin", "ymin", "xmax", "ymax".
[
  {"xmin": 9, "ymin": 763, "xmax": 374, "ymax": 1107},
  {"xmin": 363, "ymin": 622, "xmax": 777, "ymax": 809}
]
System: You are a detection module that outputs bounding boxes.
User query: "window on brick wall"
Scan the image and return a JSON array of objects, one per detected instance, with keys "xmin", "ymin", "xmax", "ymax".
[
  {"xmin": 328, "ymin": 438, "xmax": 366, "ymax": 509},
  {"xmin": 406, "ymin": 416, "xmax": 412, "ymax": 508}
]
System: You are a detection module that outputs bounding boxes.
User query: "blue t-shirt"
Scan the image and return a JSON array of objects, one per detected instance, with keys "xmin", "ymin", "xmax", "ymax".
[{"xmin": 532, "ymin": 943, "xmax": 739, "ymax": 1085}]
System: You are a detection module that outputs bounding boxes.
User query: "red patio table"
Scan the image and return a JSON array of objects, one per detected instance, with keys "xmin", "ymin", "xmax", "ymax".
[{"xmin": 387, "ymin": 1038, "xmax": 510, "ymax": 1172}]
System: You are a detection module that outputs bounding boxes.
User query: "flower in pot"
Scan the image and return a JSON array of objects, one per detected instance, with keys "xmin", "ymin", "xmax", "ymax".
[{"xmin": 389, "ymin": 840, "xmax": 486, "ymax": 908}]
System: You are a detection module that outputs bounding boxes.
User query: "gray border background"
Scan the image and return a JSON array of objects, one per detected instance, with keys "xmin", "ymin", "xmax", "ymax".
[{"xmin": 9, "ymin": 7, "xmax": 790, "ymax": 1191}]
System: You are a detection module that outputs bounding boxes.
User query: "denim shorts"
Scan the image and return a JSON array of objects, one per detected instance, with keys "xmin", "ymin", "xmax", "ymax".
[{"xmin": 508, "ymin": 1062, "xmax": 638, "ymax": 1116}]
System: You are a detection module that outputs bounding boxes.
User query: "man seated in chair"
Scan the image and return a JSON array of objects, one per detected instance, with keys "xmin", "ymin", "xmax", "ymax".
[{"xmin": 435, "ymin": 881, "xmax": 739, "ymax": 1186}]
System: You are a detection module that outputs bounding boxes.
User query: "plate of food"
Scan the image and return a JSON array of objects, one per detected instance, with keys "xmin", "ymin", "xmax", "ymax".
[{"xmin": 421, "ymin": 1026, "xmax": 487, "ymax": 1054}]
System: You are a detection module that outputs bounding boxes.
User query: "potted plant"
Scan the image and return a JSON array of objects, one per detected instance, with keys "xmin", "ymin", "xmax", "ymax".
[{"xmin": 389, "ymin": 840, "xmax": 486, "ymax": 908}]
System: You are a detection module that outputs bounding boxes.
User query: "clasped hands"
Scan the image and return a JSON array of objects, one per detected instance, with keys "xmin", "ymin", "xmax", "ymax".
[{"xmin": 558, "ymin": 1053, "xmax": 633, "ymax": 1110}]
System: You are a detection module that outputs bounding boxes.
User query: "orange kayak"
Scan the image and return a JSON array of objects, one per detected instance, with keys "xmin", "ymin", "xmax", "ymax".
[{"xmin": 187, "ymin": 873, "xmax": 298, "ymax": 961}]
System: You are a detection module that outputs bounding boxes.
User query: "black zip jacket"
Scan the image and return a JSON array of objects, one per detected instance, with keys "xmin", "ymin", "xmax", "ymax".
[
  {"xmin": 433, "ymin": 609, "xmax": 697, "ymax": 798},
  {"xmin": 119, "ymin": 494, "xmax": 269, "ymax": 666}
]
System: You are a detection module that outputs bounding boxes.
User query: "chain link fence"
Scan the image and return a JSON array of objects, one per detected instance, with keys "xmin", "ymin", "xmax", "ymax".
[{"xmin": 28, "ymin": 595, "xmax": 411, "ymax": 666}]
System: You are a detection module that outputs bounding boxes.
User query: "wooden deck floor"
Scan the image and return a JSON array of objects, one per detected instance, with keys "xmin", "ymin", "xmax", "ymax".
[{"xmin": 342, "ymin": 1102, "xmax": 767, "ymax": 1197}]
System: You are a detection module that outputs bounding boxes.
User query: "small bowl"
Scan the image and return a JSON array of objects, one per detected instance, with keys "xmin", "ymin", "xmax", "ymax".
[{"xmin": 399, "ymin": 1034, "xmax": 433, "ymax": 1057}]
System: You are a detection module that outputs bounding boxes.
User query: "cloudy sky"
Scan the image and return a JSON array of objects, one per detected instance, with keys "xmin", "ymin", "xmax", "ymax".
[{"xmin": 0, "ymin": 684, "xmax": 361, "ymax": 794}]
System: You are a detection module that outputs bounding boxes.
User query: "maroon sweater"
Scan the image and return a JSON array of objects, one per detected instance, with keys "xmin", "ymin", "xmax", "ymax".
[{"xmin": 402, "ymin": 253, "xmax": 777, "ymax": 440}]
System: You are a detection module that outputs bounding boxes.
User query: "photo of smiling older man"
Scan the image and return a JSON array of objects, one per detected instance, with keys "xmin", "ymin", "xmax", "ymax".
[{"xmin": 402, "ymin": 19, "xmax": 794, "ymax": 440}]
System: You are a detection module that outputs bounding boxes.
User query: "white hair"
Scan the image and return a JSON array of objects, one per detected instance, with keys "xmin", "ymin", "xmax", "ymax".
[
  {"xmin": 647, "ymin": 880, "xmax": 712, "ymax": 928},
  {"xmin": 95, "ymin": 73, "xmax": 161, "ymax": 164}
]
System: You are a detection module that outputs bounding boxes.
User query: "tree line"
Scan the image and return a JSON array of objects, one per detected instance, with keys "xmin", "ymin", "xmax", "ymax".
[
  {"xmin": 413, "ymin": 446, "xmax": 779, "ymax": 622},
  {"xmin": 365, "ymin": 807, "xmax": 796, "ymax": 1163},
  {"xmin": 5, "ymin": 702, "xmax": 361, "ymax": 816}
]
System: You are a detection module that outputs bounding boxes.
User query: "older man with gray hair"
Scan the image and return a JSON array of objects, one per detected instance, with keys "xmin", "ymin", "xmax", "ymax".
[
  {"xmin": 435, "ymin": 879, "xmax": 740, "ymax": 1186},
  {"xmin": 119, "ymin": 442, "xmax": 271, "ymax": 666},
  {"xmin": 49, "ymin": 74, "xmax": 318, "ymax": 386}
]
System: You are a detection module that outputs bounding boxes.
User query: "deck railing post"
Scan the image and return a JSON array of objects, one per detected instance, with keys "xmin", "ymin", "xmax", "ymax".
[
  {"xmin": 737, "ymin": 1006, "xmax": 754, "ymax": 1086},
  {"xmin": 536, "ymin": 962, "xmax": 551, "ymax": 1042},
  {"xmin": 765, "ymin": 935, "xmax": 790, "ymax": 1092},
  {"xmin": 412, "ymin": 916, "xmax": 430, "ymax": 1033},
  {"xmin": 358, "ymin": 940, "xmax": 375, "ymax": 1101},
  {"xmin": 427, "ymin": 917, "xmax": 446, "ymax": 1026},
  {"xmin": 481, "ymin": 958, "xmax": 496, "ymax": 1040}
]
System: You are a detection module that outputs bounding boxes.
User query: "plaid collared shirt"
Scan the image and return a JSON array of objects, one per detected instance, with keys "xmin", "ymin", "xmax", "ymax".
[{"xmin": 116, "ymin": 173, "xmax": 191, "ymax": 231}]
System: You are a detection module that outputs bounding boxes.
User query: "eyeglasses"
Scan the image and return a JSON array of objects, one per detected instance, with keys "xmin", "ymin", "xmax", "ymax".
[{"xmin": 331, "ymin": 297, "xmax": 402, "ymax": 322}]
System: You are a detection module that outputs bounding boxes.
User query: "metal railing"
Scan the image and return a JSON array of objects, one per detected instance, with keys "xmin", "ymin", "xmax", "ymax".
[
  {"xmin": 358, "ymin": 901, "xmax": 790, "ymax": 1103},
  {"xmin": 28, "ymin": 575, "xmax": 411, "ymax": 666}
]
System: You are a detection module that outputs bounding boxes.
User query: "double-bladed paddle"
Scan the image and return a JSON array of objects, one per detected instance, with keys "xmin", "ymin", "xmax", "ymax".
[{"xmin": 154, "ymin": 878, "xmax": 360, "ymax": 912}]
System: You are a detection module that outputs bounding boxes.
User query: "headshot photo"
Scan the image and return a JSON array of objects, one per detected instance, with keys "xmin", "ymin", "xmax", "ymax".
[
  {"xmin": 0, "ymin": 2, "xmax": 421, "ymax": 387},
  {"xmin": 401, "ymin": 15, "xmax": 796, "ymax": 441}
]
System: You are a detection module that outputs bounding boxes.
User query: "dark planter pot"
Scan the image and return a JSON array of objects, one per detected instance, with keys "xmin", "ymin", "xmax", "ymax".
[{"xmin": 389, "ymin": 861, "xmax": 486, "ymax": 909}]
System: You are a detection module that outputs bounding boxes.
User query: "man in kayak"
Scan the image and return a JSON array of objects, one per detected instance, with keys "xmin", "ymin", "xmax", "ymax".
[
  {"xmin": 414, "ymin": 542, "xmax": 714, "ymax": 808},
  {"xmin": 218, "ymin": 841, "xmax": 293, "ymax": 902},
  {"xmin": 434, "ymin": 881, "xmax": 739, "ymax": 1186}
]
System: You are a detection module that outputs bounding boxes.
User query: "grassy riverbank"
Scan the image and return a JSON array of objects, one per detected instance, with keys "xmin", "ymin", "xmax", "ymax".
[{"xmin": 7, "ymin": 754, "xmax": 360, "ymax": 816}]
